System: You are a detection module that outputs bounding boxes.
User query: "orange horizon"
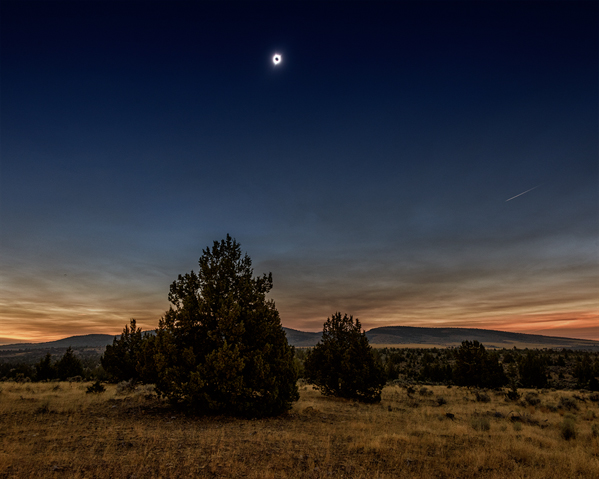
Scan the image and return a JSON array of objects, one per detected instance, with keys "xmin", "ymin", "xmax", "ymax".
[{"xmin": 1, "ymin": 310, "xmax": 597, "ymax": 344}]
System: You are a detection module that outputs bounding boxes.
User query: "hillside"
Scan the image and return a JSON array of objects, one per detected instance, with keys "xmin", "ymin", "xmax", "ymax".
[
  {"xmin": 1, "ymin": 327, "xmax": 597, "ymax": 351},
  {"xmin": 0, "ymin": 334, "xmax": 116, "ymax": 351},
  {"xmin": 364, "ymin": 326, "xmax": 599, "ymax": 349}
]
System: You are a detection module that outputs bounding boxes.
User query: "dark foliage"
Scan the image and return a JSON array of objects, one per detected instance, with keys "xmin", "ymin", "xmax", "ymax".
[
  {"xmin": 304, "ymin": 312, "xmax": 386, "ymax": 403},
  {"xmin": 506, "ymin": 380, "xmax": 521, "ymax": 401},
  {"xmin": 101, "ymin": 319, "xmax": 151, "ymax": 383},
  {"xmin": 420, "ymin": 355, "xmax": 453, "ymax": 383},
  {"xmin": 502, "ymin": 352, "xmax": 515, "ymax": 363},
  {"xmin": 453, "ymin": 341, "xmax": 508, "ymax": 388},
  {"xmin": 518, "ymin": 351, "xmax": 548, "ymax": 388},
  {"xmin": 573, "ymin": 354, "xmax": 599, "ymax": 390},
  {"xmin": 152, "ymin": 235, "xmax": 299, "ymax": 417},
  {"xmin": 35, "ymin": 353, "xmax": 55, "ymax": 381},
  {"xmin": 54, "ymin": 347, "xmax": 84, "ymax": 380},
  {"xmin": 86, "ymin": 380, "xmax": 106, "ymax": 393},
  {"xmin": 136, "ymin": 334, "xmax": 159, "ymax": 384}
]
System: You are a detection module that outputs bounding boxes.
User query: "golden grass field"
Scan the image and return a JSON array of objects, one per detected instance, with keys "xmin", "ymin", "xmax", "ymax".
[{"xmin": 1, "ymin": 381, "xmax": 598, "ymax": 478}]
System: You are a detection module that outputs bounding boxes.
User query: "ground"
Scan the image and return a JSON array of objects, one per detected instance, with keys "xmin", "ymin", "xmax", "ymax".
[{"xmin": 0, "ymin": 381, "xmax": 598, "ymax": 478}]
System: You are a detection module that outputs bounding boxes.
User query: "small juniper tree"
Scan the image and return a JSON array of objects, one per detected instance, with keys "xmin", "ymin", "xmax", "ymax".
[
  {"xmin": 35, "ymin": 353, "xmax": 56, "ymax": 381},
  {"xmin": 304, "ymin": 312, "xmax": 386, "ymax": 403},
  {"xmin": 54, "ymin": 347, "xmax": 84, "ymax": 380},
  {"xmin": 153, "ymin": 235, "xmax": 299, "ymax": 417},
  {"xmin": 101, "ymin": 319, "xmax": 146, "ymax": 383}
]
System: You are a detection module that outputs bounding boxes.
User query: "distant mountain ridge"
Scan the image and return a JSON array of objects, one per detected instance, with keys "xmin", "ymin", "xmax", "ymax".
[
  {"xmin": 284, "ymin": 326, "xmax": 599, "ymax": 349},
  {"xmin": 0, "ymin": 334, "xmax": 117, "ymax": 350},
  {"xmin": 364, "ymin": 326, "xmax": 599, "ymax": 349},
  {"xmin": 0, "ymin": 326, "xmax": 597, "ymax": 351}
]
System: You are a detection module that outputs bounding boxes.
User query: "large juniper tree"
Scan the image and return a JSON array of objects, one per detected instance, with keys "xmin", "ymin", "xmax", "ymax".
[
  {"xmin": 304, "ymin": 312, "xmax": 386, "ymax": 403},
  {"xmin": 153, "ymin": 235, "xmax": 298, "ymax": 417}
]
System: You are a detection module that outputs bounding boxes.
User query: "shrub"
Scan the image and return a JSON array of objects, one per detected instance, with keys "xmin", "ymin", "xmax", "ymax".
[
  {"xmin": 436, "ymin": 396, "xmax": 447, "ymax": 406},
  {"xmin": 116, "ymin": 379, "xmax": 136, "ymax": 395},
  {"xmin": 558, "ymin": 396, "xmax": 578, "ymax": 411},
  {"xmin": 475, "ymin": 391, "xmax": 491, "ymax": 403},
  {"xmin": 35, "ymin": 402, "xmax": 51, "ymax": 414},
  {"xmin": 136, "ymin": 384, "xmax": 156, "ymax": 398},
  {"xmin": 560, "ymin": 416, "xmax": 577, "ymax": 440},
  {"xmin": 525, "ymin": 392, "xmax": 541, "ymax": 406},
  {"xmin": 35, "ymin": 401, "xmax": 51, "ymax": 414},
  {"xmin": 471, "ymin": 416, "xmax": 491, "ymax": 432},
  {"xmin": 304, "ymin": 312, "xmax": 386, "ymax": 403},
  {"xmin": 506, "ymin": 381, "xmax": 520, "ymax": 401},
  {"xmin": 513, "ymin": 421, "xmax": 522, "ymax": 432},
  {"xmin": 86, "ymin": 381, "xmax": 106, "ymax": 394},
  {"xmin": 419, "ymin": 387, "xmax": 433, "ymax": 397},
  {"xmin": 583, "ymin": 410, "xmax": 596, "ymax": 421}
]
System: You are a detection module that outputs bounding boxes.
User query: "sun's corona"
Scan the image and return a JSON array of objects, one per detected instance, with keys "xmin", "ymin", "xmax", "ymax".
[{"xmin": 272, "ymin": 53, "xmax": 282, "ymax": 65}]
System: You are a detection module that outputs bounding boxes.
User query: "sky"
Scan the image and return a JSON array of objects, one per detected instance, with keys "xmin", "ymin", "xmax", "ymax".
[{"xmin": 1, "ymin": 1, "xmax": 597, "ymax": 343}]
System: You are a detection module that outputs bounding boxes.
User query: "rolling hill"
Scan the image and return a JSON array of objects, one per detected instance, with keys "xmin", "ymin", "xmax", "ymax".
[
  {"xmin": 0, "ymin": 327, "xmax": 597, "ymax": 351},
  {"xmin": 364, "ymin": 326, "xmax": 599, "ymax": 349}
]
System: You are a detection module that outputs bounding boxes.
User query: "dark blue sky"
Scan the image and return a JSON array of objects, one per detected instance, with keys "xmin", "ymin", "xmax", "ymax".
[{"xmin": 1, "ymin": 1, "xmax": 597, "ymax": 342}]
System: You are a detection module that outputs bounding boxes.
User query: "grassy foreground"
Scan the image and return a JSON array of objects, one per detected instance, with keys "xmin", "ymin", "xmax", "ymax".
[{"xmin": 1, "ymin": 382, "xmax": 598, "ymax": 478}]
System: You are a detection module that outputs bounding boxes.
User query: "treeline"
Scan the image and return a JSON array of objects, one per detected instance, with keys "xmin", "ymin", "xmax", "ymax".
[
  {"xmin": 2, "ymin": 334, "xmax": 599, "ymax": 393},
  {"xmin": 98, "ymin": 335, "xmax": 599, "ymax": 392},
  {"xmin": 0, "ymin": 347, "xmax": 105, "ymax": 382},
  {"xmin": 372, "ymin": 344, "xmax": 599, "ymax": 391},
  {"xmin": 2, "ymin": 336, "xmax": 598, "ymax": 393}
]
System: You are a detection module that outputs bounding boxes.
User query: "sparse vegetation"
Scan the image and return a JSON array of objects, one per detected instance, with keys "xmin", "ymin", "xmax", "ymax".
[
  {"xmin": 525, "ymin": 391, "xmax": 541, "ymax": 406},
  {"xmin": 560, "ymin": 415, "xmax": 577, "ymax": 440},
  {"xmin": 115, "ymin": 378, "xmax": 137, "ymax": 395},
  {"xmin": 86, "ymin": 380, "xmax": 106, "ymax": 394},
  {"xmin": 1, "ymin": 381, "xmax": 598, "ymax": 478},
  {"xmin": 558, "ymin": 396, "xmax": 578, "ymax": 411},
  {"xmin": 475, "ymin": 390, "xmax": 491, "ymax": 403},
  {"xmin": 506, "ymin": 381, "xmax": 521, "ymax": 401},
  {"xmin": 470, "ymin": 415, "xmax": 491, "ymax": 431}
]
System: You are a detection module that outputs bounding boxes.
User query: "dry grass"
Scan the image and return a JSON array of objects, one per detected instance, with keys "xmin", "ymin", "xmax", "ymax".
[{"xmin": 1, "ymin": 382, "xmax": 598, "ymax": 478}]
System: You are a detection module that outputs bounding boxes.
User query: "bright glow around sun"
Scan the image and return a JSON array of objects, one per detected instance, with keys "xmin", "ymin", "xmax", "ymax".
[{"xmin": 272, "ymin": 53, "xmax": 282, "ymax": 65}]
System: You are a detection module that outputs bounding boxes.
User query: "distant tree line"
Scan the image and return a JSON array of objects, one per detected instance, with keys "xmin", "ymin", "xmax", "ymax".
[
  {"xmin": 3, "ymin": 334, "xmax": 599, "ymax": 393},
  {"xmin": 373, "ymin": 343, "xmax": 599, "ymax": 391},
  {"xmin": 0, "ymin": 347, "xmax": 94, "ymax": 382}
]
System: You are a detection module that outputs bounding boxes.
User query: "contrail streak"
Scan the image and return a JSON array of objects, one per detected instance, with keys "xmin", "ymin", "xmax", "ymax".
[{"xmin": 506, "ymin": 185, "xmax": 540, "ymax": 202}]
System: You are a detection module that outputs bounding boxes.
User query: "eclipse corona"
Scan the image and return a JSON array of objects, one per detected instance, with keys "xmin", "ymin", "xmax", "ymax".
[{"xmin": 272, "ymin": 53, "xmax": 282, "ymax": 65}]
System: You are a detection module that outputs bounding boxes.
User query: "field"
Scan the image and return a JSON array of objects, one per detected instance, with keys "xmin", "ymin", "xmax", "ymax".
[{"xmin": 1, "ymin": 382, "xmax": 598, "ymax": 478}]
